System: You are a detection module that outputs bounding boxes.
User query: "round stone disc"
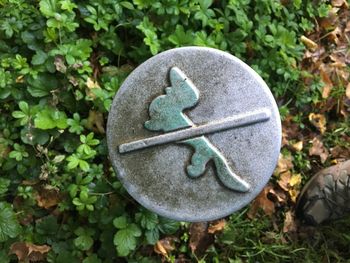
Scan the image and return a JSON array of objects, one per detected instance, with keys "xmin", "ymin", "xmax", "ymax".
[{"xmin": 107, "ymin": 47, "xmax": 281, "ymax": 222}]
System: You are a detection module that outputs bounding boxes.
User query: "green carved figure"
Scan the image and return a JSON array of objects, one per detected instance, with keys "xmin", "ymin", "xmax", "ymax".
[
  {"xmin": 144, "ymin": 67, "xmax": 250, "ymax": 192},
  {"xmin": 144, "ymin": 67, "xmax": 199, "ymax": 132}
]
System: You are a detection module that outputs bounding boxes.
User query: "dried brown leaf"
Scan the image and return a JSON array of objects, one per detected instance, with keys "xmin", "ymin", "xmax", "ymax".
[
  {"xmin": 268, "ymin": 188, "xmax": 287, "ymax": 204},
  {"xmin": 16, "ymin": 75, "xmax": 24, "ymax": 83},
  {"xmin": 86, "ymin": 77, "xmax": 101, "ymax": 99},
  {"xmin": 289, "ymin": 174, "xmax": 302, "ymax": 202},
  {"xmin": 291, "ymin": 141, "xmax": 303, "ymax": 152},
  {"xmin": 346, "ymin": 21, "xmax": 350, "ymax": 32},
  {"xmin": 300, "ymin": 36, "xmax": 318, "ymax": 51},
  {"xmin": 303, "ymin": 46, "xmax": 326, "ymax": 64},
  {"xmin": 208, "ymin": 219, "xmax": 226, "ymax": 234},
  {"xmin": 330, "ymin": 54, "xmax": 347, "ymax": 68},
  {"xmin": 289, "ymin": 188, "xmax": 300, "ymax": 203},
  {"xmin": 309, "ymin": 137, "xmax": 329, "ymax": 163},
  {"xmin": 331, "ymin": 0, "xmax": 348, "ymax": 8},
  {"xmin": 247, "ymin": 185, "xmax": 275, "ymax": 219},
  {"xmin": 346, "ymin": 83, "xmax": 350, "ymax": 99},
  {"xmin": 278, "ymin": 171, "xmax": 291, "ymax": 191},
  {"xmin": 328, "ymin": 26, "xmax": 342, "ymax": 45},
  {"xmin": 189, "ymin": 222, "xmax": 213, "ymax": 255},
  {"xmin": 86, "ymin": 110, "xmax": 105, "ymax": 134},
  {"xmin": 283, "ymin": 211, "xmax": 297, "ymax": 233},
  {"xmin": 54, "ymin": 56, "xmax": 67, "ymax": 73},
  {"xmin": 154, "ymin": 237, "xmax": 176, "ymax": 257},
  {"xmin": 289, "ymin": 173, "xmax": 302, "ymax": 188},
  {"xmin": 331, "ymin": 145, "xmax": 350, "ymax": 159},
  {"xmin": 35, "ymin": 188, "xmax": 60, "ymax": 209},
  {"xmin": 10, "ymin": 242, "xmax": 50, "ymax": 262},
  {"xmin": 274, "ymin": 154, "xmax": 293, "ymax": 176},
  {"xmin": 319, "ymin": 65, "xmax": 333, "ymax": 98},
  {"xmin": 309, "ymin": 113, "xmax": 327, "ymax": 134},
  {"xmin": 319, "ymin": 8, "xmax": 339, "ymax": 30}
]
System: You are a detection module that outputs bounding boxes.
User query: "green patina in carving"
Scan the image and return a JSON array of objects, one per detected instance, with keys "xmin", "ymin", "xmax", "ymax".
[
  {"xmin": 144, "ymin": 67, "xmax": 199, "ymax": 132},
  {"xmin": 182, "ymin": 136, "xmax": 250, "ymax": 192},
  {"xmin": 144, "ymin": 66, "xmax": 250, "ymax": 192}
]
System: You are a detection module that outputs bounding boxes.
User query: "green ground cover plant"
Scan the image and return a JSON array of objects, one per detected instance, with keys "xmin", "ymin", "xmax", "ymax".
[{"xmin": 0, "ymin": 0, "xmax": 349, "ymax": 262}]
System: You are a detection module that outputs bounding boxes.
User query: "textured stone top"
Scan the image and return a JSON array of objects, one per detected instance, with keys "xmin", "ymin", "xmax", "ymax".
[{"xmin": 107, "ymin": 47, "xmax": 281, "ymax": 222}]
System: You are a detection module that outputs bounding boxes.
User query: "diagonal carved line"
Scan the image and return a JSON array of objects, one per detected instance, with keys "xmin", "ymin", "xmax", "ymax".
[{"xmin": 119, "ymin": 108, "xmax": 271, "ymax": 153}]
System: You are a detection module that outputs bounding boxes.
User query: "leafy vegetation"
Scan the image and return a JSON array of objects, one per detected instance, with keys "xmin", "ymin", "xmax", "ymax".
[{"xmin": 0, "ymin": 0, "xmax": 349, "ymax": 262}]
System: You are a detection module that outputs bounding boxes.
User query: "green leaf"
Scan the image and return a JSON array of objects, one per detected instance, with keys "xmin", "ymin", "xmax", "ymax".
[
  {"xmin": 60, "ymin": 0, "xmax": 77, "ymax": 11},
  {"xmin": 56, "ymin": 251, "xmax": 79, "ymax": 263},
  {"xmin": 136, "ymin": 210, "xmax": 158, "ymax": 230},
  {"xmin": 40, "ymin": 0, "xmax": 58, "ymax": 17},
  {"xmin": 120, "ymin": 1, "xmax": 134, "ymax": 10},
  {"xmin": 113, "ymin": 224, "xmax": 141, "ymax": 256},
  {"xmin": 27, "ymin": 74, "xmax": 58, "ymax": 97},
  {"xmin": 34, "ymin": 107, "xmax": 68, "ymax": 130},
  {"xmin": 32, "ymin": 50, "xmax": 48, "ymax": 65},
  {"xmin": 35, "ymin": 215, "xmax": 59, "ymax": 236},
  {"xmin": 74, "ymin": 235, "xmax": 94, "ymax": 251},
  {"xmin": 83, "ymin": 255, "xmax": 102, "ymax": 263},
  {"xmin": 19, "ymin": 101, "xmax": 29, "ymax": 114},
  {"xmin": 113, "ymin": 216, "xmax": 128, "ymax": 229},
  {"xmin": 145, "ymin": 228, "xmax": 159, "ymax": 245},
  {"xmin": 0, "ymin": 202, "xmax": 21, "ymax": 242},
  {"xmin": 79, "ymin": 160, "xmax": 90, "ymax": 171},
  {"xmin": 0, "ymin": 179, "xmax": 10, "ymax": 195},
  {"xmin": 12, "ymin": 111, "xmax": 26, "ymax": 119},
  {"xmin": 0, "ymin": 250, "xmax": 10, "ymax": 263},
  {"xmin": 67, "ymin": 154, "xmax": 80, "ymax": 169},
  {"xmin": 21, "ymin": 127, "xmax": 50, "ymax": 145},
  {"xmin": 35, "ymin": 110, "xmax": 56, "ymax": 129},
  {"xmin": 158, "ymin": 217, "xmax": 180, "ymax": 234}
]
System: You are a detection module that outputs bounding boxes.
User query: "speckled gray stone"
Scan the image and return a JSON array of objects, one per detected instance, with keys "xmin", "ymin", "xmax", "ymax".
[{"xmin": 107, "ymin": 47, "xmax": 281, "ymax": 222}]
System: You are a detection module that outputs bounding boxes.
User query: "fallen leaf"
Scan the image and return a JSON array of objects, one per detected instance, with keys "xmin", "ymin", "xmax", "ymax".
[
  {"xmin": 309, "ymin": 113, "xmax": 327, "ymax": 134},
  {"xmin": 268, "ymin": 188, "xmax": 287, "ymax": 204},
  {"xmin": 282, "ymin": 115, "xmax": 300, "ymax": 142},
  {"xmin": 278, "ymin": 171, "xmax": 292, "ymax": 192},
  {"xmin": 331, "ymin": 145, "xmax": 350, "ymax": 159},
  {"xmin": 309, "ymin": 137, "xmax": 329, "ymax": 163},
  {"xmin": 319, "ymin": 64, "xmax": 333, "ymax": 98},
  {"xmin": 330, "ymin": 53, "xmax": 347, "ymax": 68},
  {"xmin": 154, "ymin": 238, "xmax": 174, "ymax": 257},
  {"xmin": 300, "ymin": 36, "xmax": 318, "ymax": 51},
  {"xmin": 274, "ymin": 153, "xmax": 293, "ymax": 176},
  {"xmin": 68, "ymin": 76, "xmax": 79, "ymax": 86},
  {"xmin": 86, "ymin": 77, "xmax": 101, "ymax": 99},
  {"xmin": 35, "ymin": 187, "xmax": 60, "ymax": 209},
  {"xmin": 319, "ymin": 8, "xmax": 339, "ymax": 30},
  {"xmin": 189, "ymin": 222, "xmax": 213, "ymax": 255},
  {"xmin": 289, "ymin": 173, "xmax": 302, "ymax": 188},
  {"xmin": 86, "ymin": 110, "xmax": 105, "ymax": 134},
  {"xmin": 247, "ymin": 185, "xmax": 275, "ymax": 219},
  {"xmin": 208, "ymin": 219, "xmax": 226, "ymax": 234},
  {"xmin": 288, "ymin": 188, "xmax": 300, "ymax": 203},
  {"xmin": 289, "ymin": 174, "xmax": 302, "ymax": 202},
  {"xmin": 346, "ymin": 20, "xmax": 350, "ymax": 32},
  {"xmin": 16, "ymin": 75, "xmax": 24, "ymax": 83},
  {"xmin": 10, "ymin": 242, "xmax": 50, "ymax": 262},
  {"xmin": 328, "ymin": 26, "xmax": 342, "ymax": 45},
  {"xmin": 291, "ymin": 141, "xmax": 303, "ymax": 152},
  {"xmin": 303, "ymin": 46, "xmax": 326, "ymax": 64},
  {"xmin": 346, "ymin": 83, "xmax": 350, "ymax": 99},
  {"xmin": 331, "ymin": 0, "xmax": 348, "ymax": 8},
  {"xmin": 54, "ymin": 56, "xmax": 67, "ymax": 73},
  {"xmin": 19, "ymin": 213, "xmax": 33, "ymax": 226},
  {"xmin": 283, "ymin": 211, "xmax": 297, "ymax": 233},
  {"xmin": 86, "ymin": 77, "xmax": 100, "ymax": 89}
]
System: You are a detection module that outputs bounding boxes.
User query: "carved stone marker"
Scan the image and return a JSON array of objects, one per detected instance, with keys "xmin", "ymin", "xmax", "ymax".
[{"xmin": 107, "ymin": 47, "xmax": 281, "ymax": 221}]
